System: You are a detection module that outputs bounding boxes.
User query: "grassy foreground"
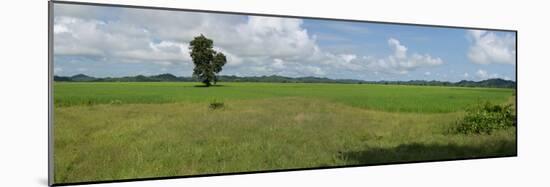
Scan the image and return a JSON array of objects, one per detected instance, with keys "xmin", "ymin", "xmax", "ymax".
[{"xmin": 53, "ymin": 82, "xmax": 516, "ymax": 183}]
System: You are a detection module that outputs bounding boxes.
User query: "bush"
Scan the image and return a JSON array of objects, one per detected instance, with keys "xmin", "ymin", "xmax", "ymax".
[
  {"xmin": 209, "ymin": 100, "xmax": 225, "ymax": 110},
  {"xmin": 454, "ymin": 102, "xmax": 516, "ymax": 134}
]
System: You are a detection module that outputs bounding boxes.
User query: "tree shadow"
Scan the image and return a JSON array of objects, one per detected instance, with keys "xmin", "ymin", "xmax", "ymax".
[
  {"xmin": 193, "ymin": 84, "xmax": 227, "ymax": 88},
  {"xmin": 338, "ymin": 140, "xmax": 516, "ymax": 165}
]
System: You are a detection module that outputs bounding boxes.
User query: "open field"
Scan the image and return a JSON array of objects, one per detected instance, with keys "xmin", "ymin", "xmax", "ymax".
[
  {"xmin": 53, "ymin": 82, "xmax": 516, "ymax": 183},
  {"xmin": 54, "ymin": 82, "xmax": 513, "ymax": 113}
]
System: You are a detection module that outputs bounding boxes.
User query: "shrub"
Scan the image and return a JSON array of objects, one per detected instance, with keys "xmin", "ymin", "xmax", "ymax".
[
  {"xmin": 86, "ymin": 100, "xmax": 95, "ymax": 106},
  {"xmin": 454, "ymin": 102, "xmax": 516, "ymax": 134},
  {"xmin": 209, "ymin": 100, "xmax": 225, "ymax": 110}
]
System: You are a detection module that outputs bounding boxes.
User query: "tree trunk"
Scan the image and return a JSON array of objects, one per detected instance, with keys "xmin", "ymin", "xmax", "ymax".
[{"xmin": 203, "ymin": 80, "xmax": 211, "ymax": 87}]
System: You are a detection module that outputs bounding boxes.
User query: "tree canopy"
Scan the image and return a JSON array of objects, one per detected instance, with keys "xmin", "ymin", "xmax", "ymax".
[{"xmin": 189, "ymin": 34, "xmax": 227, "ymax": 86}]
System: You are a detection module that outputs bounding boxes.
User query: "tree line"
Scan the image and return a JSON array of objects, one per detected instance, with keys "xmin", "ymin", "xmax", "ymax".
[{"xmin": 54, "ymin": 74, "xmax": 516, "ymax": 88}]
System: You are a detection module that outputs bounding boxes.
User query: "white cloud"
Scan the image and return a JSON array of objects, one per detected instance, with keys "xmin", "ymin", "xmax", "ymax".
[
  {"xmin": 303, "ymin": 66, "xmax": 326, "ymax": 76},
  {"xmin": 54, "ymin": 67, "xmax": 63, "ymax": 74},
  {"xmin": 53, "ymin": 4, "xmax": 444, "ymax": 79},
  {"xmin": 53, "ymin": 24, "xmax": 70, "ymax": 34},
  {"xmin": 467, "ymin": 30, "xmax": 516, "ymax": 65},
  {"xmin": 362, "ymin": 38, "xmax": 443, "ymax": 74},
  {"xmin": 231, "ymin": 17, "xmax": 319, "ymax": 59},
  {"xmin": 476, "ymin": 69, "xmax": 500, "ymax": 80},
  {"xmin": 388, "ymin": 38, "xmax": 407, "ymax": 59},
  {"xmin": 476, "ymin": 69, "xmax": 488, "ymax": 78},
  {"xmin": 424, "ymin": 71, "xmax": 431, "ymax": 76},
  {"xmin": 53, "ymin": 15, "xmax": 191, "ymax": 66},
  {"xmin": 340, "ymin": 54, "xmax": 357, "ymax": 63},
  {"xmin": 271, "ymin": 59, "xmax": 286, "ymax": 69},
  {"xmin": 54, "ymin": 5, "xmax": 319, "ymax": 71}
]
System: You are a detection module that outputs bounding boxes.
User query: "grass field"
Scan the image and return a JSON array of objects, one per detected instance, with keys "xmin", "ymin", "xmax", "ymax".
[
  {"xmin": 53, "ymin": 82, "xmax": 516, "ymax": 183},
  {"xmin": 54, "ymin": 82, "xmax": 513, "ymax": 113}
]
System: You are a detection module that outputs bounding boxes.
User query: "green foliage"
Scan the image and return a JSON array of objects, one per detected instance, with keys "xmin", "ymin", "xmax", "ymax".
[
  {"xmin": 189, "ymin": 34, "xmax": 227, "ymax": 86},
  {"xmin": 454, "ymin": 102, "xmax": 516, "ymax": 134},
  {"xmin": 212, "ymin": 52, "xmax": 227, "ymax": 85}
]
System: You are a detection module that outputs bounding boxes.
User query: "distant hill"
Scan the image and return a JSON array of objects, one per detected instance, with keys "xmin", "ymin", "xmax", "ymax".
[
  {"xmin": 366, "ymin": 78, "xmax": 516, "ymax": 88},
  {"xmin": 54, "ymin": 74, "xmax": 516, "ymax": 88},
  {"xmin": 69, "ymin": 74, "xmax": 96, "ymax": 82}
]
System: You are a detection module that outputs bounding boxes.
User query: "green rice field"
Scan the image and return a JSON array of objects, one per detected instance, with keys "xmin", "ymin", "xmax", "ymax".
[{"xmin": 53, "ymin": 82, "xmax": 516, "ymax": 183}]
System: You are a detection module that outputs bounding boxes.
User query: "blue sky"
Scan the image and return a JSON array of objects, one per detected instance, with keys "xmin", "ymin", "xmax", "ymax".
[{"xmin": 53, "ymin": 3, "xmax": 516, "ymax": 82}]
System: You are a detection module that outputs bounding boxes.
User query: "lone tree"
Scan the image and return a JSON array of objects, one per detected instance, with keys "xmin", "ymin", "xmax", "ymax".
[{"xmin": 189, "ymin": 34, "xmax": 227, "ymax": 87}]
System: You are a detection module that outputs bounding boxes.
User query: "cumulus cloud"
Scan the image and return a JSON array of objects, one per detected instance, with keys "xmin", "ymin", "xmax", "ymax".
[
  {"xmin": 233, "ymin": 17, "xmax": 318, "ymax": 58},
  {"xmin": 271, "ymin": 58, "xmax": 286, "ymax": 69},
  {"xmin": 467, "ymin": 30, "xmax": 516, "ymax": 65},
  {"xmin": 54, "ymin": 4, "xmax": 321, "ymax": 74},
  {"xmin": 362, "ymin": 38, "xmax": 443, "ymax": 74},
  {"xmin": 475, "ymin": 69, "xmax": 500, "ymax": 80},
  {"xmin": 110, "ymin": 41, "xmax": 192, "ymax": 65},
  {"xmin": 340, "ymin": 54, "xmax": 357, "ymax": 63},
  {"xmin": 53, "ymin": 4, "xmax": 444, "ymax": 78},
  {"xmin": 53, "ymin": 15, "xmax": 195, "ymax": 66},
  {"xmin": 388, "ymin": 38, "xmax": 407, "ymax": 59}
]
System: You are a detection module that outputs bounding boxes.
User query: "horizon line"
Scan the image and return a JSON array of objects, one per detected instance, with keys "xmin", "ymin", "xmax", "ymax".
[{"xmin": 53, "ymin": 73, "xmax": 516, "ymax": 83}]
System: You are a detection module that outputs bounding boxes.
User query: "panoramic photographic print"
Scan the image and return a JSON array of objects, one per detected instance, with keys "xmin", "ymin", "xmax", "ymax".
[{"xmin": 51, "ymin": 2, "xmax": 517, "ymax": 184}]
